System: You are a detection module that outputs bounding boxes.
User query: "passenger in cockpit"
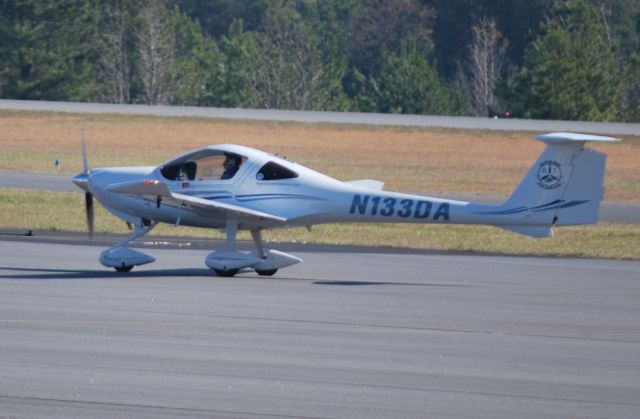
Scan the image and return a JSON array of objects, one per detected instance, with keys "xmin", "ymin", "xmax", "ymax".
[
  {"xmin": 177, "ymin": 160, "xmax": 197, "ymax": 181},
  {"xmin": 221, "ymin": 153, "xmax": 241, "ymax": 179}
]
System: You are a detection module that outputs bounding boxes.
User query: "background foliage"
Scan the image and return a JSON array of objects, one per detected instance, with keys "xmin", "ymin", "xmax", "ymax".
[{"xmin": 0, "ymin": 0, "xmax": 638, "ymax": 121}]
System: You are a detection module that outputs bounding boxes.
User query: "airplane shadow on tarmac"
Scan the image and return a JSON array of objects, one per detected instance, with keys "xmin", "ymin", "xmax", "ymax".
[
  {"xmin": 313, "ymin": 280, "xmax": 470, "ymax": 287},
  {"xmin": 0, "ymin": 266, "xmax": 217, "ymax": 280},
  {"xmin": 0, "ymin": 266, "xmax": 473, "ymax": 287}
]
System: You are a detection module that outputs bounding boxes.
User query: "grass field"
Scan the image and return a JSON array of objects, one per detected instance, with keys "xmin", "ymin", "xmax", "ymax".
[
  {"xmin": 1, "ymin": 110, "xmax": 639, "ymax": 201},
  {"xmin": 0, "ymin": 111, "xmax": 638, "ymax": 260}
]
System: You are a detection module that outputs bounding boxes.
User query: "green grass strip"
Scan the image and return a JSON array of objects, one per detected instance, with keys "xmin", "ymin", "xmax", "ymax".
[{"xmin": 1, "ymin": 188, "xmax": 638, "ymax": 260}]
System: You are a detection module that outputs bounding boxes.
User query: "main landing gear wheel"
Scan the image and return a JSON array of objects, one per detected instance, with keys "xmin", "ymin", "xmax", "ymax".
[
  {"xmin": 214, "ymin": 268, "xmax": 239, "ymax": 277},
  {"xmin": 255, "ymin": 268, "xmax": 278, "ymax": 276},
  {"xmin": 115, "ymin": 265, "xmax": 134, "ymax": 273}
]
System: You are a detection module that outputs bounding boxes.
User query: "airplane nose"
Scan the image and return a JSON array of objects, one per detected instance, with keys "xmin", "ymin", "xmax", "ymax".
[{"xmin": 73, "ymin": 172, "xmax": 90, "ymax": 191}]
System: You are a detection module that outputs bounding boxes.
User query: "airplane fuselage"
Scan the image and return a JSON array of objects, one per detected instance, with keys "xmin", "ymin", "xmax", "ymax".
[{"xmin": 88, "ymin": 164, "xmax": 532, "ymax": 232}]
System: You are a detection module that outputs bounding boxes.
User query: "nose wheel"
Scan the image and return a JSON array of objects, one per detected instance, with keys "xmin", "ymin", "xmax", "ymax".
[
  {"xmin": 255, "ymin": 268, "xmax": 278, "ymax": 276},
  {"xmin": 115, "ymin": 265, "xmax": 134, "ymax": 273},
  {"xmin": 100, "ymin": 221, "xmax": 158, "ymax": 272}
]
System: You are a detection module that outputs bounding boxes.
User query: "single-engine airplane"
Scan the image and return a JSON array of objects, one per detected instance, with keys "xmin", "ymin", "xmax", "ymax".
[{"xmin": 73, "ymin": 132, "xmax": 618, "ymax": 276}]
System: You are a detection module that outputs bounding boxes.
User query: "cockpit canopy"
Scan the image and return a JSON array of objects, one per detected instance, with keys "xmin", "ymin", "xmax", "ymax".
[
  {"xmin": 160, "ymin": 149, "xmax": 246, "ymax": 181},
  {"xmin": 159, "ymin": 145, "xmax": 302, "ymax": 184}
]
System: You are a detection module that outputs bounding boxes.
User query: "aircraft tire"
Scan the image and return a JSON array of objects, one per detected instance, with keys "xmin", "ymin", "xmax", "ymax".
[
  {"xmin": 115, "ymin": 265, "xmax": 134, "ymax": 273},
  {"xmin": 214, "ymin": 268, "xmax": 239, "ymax": 277},
  {"xmin": 255, "ymin": 269, "xmax": 278, "ymax": 276}
]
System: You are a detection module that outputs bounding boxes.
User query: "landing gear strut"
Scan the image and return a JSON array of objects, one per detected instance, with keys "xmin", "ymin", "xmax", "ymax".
[
  {"xmin": 251, "ymin": 230, "xmax": 278, "ymax": 277},
  {"xmin": 100, "ymin": 220, "xmax": 158, "ymax": 273},
  {"xmin": 207, "ymin": 220, "xmax": 245, "ymax": 277},
  {"xmin": 204, "ymin": 221, "xmax": 302, "ymax": 277}
]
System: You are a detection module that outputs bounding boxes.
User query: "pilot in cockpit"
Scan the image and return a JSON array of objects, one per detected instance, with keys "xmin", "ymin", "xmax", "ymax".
[{"xmin": 221, "ymin": 153, "xmax": 241, "ymax": 180}]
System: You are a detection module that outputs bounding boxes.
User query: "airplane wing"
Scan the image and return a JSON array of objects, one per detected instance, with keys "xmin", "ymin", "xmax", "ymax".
[
  {"xmin": 107, "ymin": 180, "xmax": 287, "ymax": 224},
  {"xmin": 169, "ymin": 192, "xmax": 287, "ymax": 222}
]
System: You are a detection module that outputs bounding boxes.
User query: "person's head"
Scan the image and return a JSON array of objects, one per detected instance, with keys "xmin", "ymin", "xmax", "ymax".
[{"xmin": 223, "ymin": 154, "xmax": 239, "ymax": 170}]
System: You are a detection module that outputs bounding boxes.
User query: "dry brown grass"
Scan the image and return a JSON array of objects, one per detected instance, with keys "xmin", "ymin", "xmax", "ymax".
[{"xmin": 1, "ymin": 110, "xmax": 639, "ymax": 201}]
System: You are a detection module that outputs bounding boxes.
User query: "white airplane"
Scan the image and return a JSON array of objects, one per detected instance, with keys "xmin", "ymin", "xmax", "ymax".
[{"xmin": 73, "ymin": 132, "xmax": 619, "ymax": 276}]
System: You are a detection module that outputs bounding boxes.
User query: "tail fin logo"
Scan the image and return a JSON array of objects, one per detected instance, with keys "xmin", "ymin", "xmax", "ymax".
[{"xmin": 537, "ymin": 160, "xmax": 562, "ymax": 189}]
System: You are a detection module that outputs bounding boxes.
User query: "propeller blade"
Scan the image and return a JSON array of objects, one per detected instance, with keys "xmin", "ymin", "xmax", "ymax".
[
  {"xmin": 85, "ymin": 191, "xmax": 94, "ymax": 238},
  {"xmin": 81, "ymin": 130, "xmax": 89, "ymax": 174}
]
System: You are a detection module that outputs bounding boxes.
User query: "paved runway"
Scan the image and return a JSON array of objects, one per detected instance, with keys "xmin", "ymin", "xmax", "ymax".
[
  {"xmin": 1, "ymin": 99, "xmax": 639, "ymax": 134},
  {"xmin": 0, "ymin": 238, "xmax": 639, "ymax": 418},
  {"xmin": 3, "ymin": 171, "xmax": 639, "ymax": 224}
]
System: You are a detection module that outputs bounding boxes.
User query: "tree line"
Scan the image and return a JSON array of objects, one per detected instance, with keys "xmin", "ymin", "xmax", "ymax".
[{"xmin": 1, "ymin": 0, "xmax": 638, "ymax": 122}]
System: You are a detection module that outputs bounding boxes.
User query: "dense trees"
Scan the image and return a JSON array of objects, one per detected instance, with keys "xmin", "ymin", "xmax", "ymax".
[
  {"xmin": 499, "ymin": 0, "xmax": 623, "ymax": 121},
  {"xmin": 0, "ymin": 1, "xmax": 102, "ymax": 101},
  {"xmin": 0, "ymin": 0, "xmax": 638, "ymax": 121}
]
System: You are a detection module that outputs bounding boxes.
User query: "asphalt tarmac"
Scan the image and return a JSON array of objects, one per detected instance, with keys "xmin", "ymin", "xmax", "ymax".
[
  {"xmin": 0, "ymin": 238, "xmax": 638, "ymax": 418},
  {"xmin": 2, "ymin": 171, "xmax": 639, "ymax": 224}
]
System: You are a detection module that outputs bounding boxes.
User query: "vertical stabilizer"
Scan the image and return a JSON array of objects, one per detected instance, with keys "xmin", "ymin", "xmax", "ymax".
[{"xmin": 498, "ymin": 132, "xmax": 619, "ymax": 235}]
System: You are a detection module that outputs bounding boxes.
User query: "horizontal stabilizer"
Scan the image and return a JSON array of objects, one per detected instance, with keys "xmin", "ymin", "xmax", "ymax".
[
  {"xmin": 536, "ymin": 132, "xmax": 620, "ymax": 144},
  {"xmin": 499, "ymin": 225, "xmax": 553, "ymax": 238}
]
